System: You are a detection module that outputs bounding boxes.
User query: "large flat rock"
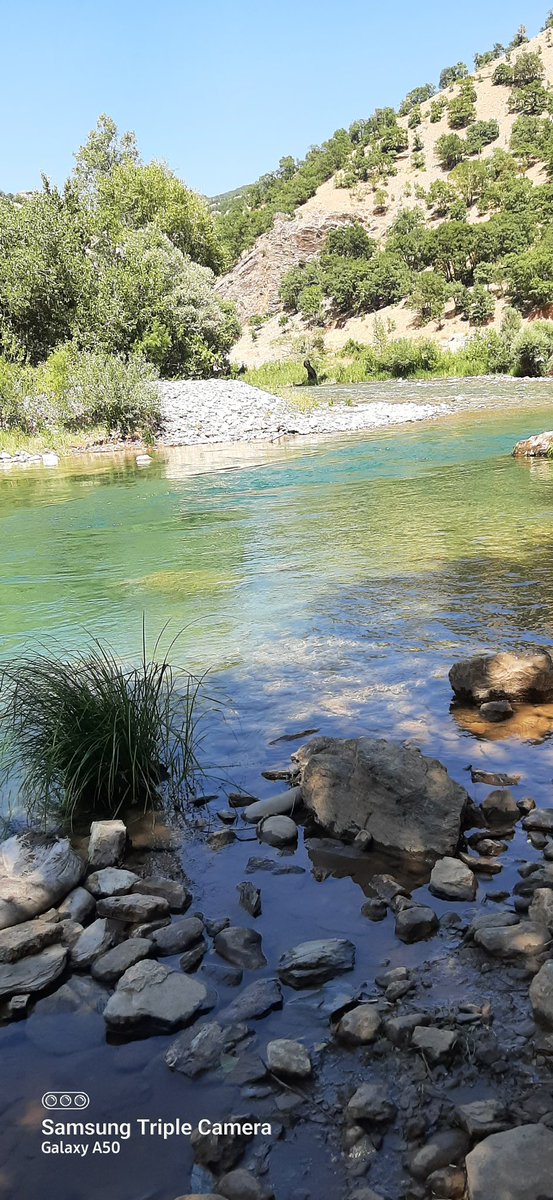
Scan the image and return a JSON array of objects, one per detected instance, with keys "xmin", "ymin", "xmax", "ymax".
[
  {"xmin": 0, "ymin": 943, "xmax": 68, "ymax": 998},
  {"xmin": 0, "ymin": 834, "xmax": 84, "ymax": 930},
  {"xmin": 295, "ymin": 737, "xmax": 468, "ymax": 861},
  {"xmin": 103, "ymin": 960, "xmax": 207, "ymax": 1033}
]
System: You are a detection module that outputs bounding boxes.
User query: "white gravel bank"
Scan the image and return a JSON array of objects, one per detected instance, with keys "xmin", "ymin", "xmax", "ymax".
[{"xmin": 158, "ymin": 380, "xmax": 449, "ymax": 446}]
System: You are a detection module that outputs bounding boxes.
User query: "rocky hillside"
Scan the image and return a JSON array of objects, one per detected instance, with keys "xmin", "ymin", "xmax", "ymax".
[{"xmin": 216, "ymin": 24, "xmax": 553, "ymax": 367}]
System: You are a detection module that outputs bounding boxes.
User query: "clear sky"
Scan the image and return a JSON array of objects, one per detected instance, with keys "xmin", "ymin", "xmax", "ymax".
[{"xmin": 1, "ymin": 0, "xmax": 551, "ymax": 197}]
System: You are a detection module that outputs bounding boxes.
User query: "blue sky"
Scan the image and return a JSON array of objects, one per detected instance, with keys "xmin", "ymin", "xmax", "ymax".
[{"xmin": 1, "ymin": 0, "xmax": 551, "ymax": 197}]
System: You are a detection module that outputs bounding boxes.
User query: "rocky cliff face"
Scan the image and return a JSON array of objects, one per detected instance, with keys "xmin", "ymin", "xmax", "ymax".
[{"xmin": 215, "ymin": 210, "xmax": 353, "ymax": 321}]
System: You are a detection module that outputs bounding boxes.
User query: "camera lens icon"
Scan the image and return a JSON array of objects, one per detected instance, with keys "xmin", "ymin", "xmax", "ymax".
[{"xmin": 42, "ymin": 1091, "xmax": 90, "ymax": 1110}]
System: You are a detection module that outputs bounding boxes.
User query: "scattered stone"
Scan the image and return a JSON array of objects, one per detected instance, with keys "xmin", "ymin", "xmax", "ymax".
[
  {"xmin": 386, "ymin": 978, "xmax": 414, "ymax": 1002},
  {"xmin": 523, "ymin": 808, "xmax": 553, "ymax": 834},
  {"xmin": 371, "ymin": 874, "xmax": 409, "ymax": 905},
  {"xmin": 257, "ymin": 816, "xmax": 298, "ymax": 848},
  {"xmin": 203, "ymin": 916, "xmax": 230, "ymax": 937},
  {"xmin": 411, "ymin": 1026, "xmax": 457, "ymax": 1065},
  {"xmin": 70, "ymin": 918, "xmax": 117, "ymax": 968},
  {"xmin": 88, "ymin": 820, "xmax": 127, "ymax": 868},
  {"xmin": 58, "ymin": 886, "xmax": 96, "ymax": 924},
  {"xmin": 361, "ymin": 899, "xmax": 387, "ymax": 921},
  {"xmin": 449, "ymin": 649, "xmax": 553, "ymax": 703},
  {"xmin": 219, "ymin": 978, "xmax": 283, "ymax": 1024},
  {"xmin": 479, "ymin": 700, "xmax": 513, "ymax": 722},
  {"xmin": 513, "ymin": 431, "xmax": 553, "ymax": 458},
  {"xmin": 208, "ymin": 830, "xmax": 237, "ymax": 850},
  {"xmin": 354, "ymin": 830, "xmax": 373, "ymax": 851},
  {"xmin": 470, "ymin": 770, "xmax": 521, "ymax": 786},
  {"xmin": 165, "ymin": 1020, "xmax": 248, "ymax": 1077},
  {"xmin": 530, "ymin": 960, "xmax": 553, "ymax": 1026},
  {"xmin": 455, "ymin": 1099, "xmax": 510, "ymax": 1139},
  {"xmin": 409, "ymin": 1129, "xmax": 469, "ymax": 1181},
  {"xmin": 0, "ymin": 944, "xmax": 68, "ymax": 999},
  {"xmin": 474, "ymin": 921, "xmax": 550, "ymax": 960},
  {"xmin": 85, "ymin": 868, "xmax": 139, "ymax": 898},
  {"xmin": 465, "ymin": 1123, "xmax": 553, "ymax": 1200},
  {"xmin": 201, "ymin": 960, "xmax": 243, "ymax": 988},
  {"xmin": 0, "ymin": 918, "xmax": 62, "ymax": 964},
  {"xmin": 180, "ymin": 940, "xmax": 207, "ymax": 972},
  {"xmin": 459, "ymin": 851, "xmax": 503, "ymax": 875},
  {"xmin": 150, "ymin": 917, "xmax": 204, "ymax": 956},
  {"xmin": 426, "ymin": 1167, "xmax": 466, "ymax": 1199},
  {"xmin": 336, "ymin": 1004, "xmax": 382, "ymax": 1045},
  {"xmin": 481, "ymin": 790, "xmax": 519, "ymax": 825},
  {"xmin": 190, "ymin": 1109, "xmax": 256, "ymax": 1170},
  {"xmin": 218, "ymin": 1169, "xmax": 265, "ymax": 1200},
  {"xmin": 375, "ymin": 966, "xmax": 410, "ymax": 989},
  {"xmin": 59, "ymin": 919, "xmax": 84, "ymax": 948},
  {"xmin": 228, "ymin": 793, "xmax": 258, "ymax": 808},
  {"xmin": 91, "ymin": 938, "xmax": 152, "ymax": 983},
  {"xmin": 104, "ymin": 959, "xmax": 207, "ymax": 1033},
  {"xmin": 347, "ymin": 1084, "xmax": 396, "ymax": 1125},
  {"xmin": 0, "ymin": 833, "xmax": 84, "ymax": 930},
  {"xmin": 266, "ymin": 1038, "xmax": 312, "ymax": 1078},
  {"xmin": 132, "ymin": 878, "xmax": 191, "ymax": 911},
  {"xmin": 237, "ymin": 883, "xmax": 262, "ymax": 918},
  {"xmin": 384, "ymin": 1013, "xmax": 430, "ymax": 1047},
  {"xmin": 429, "ymin": 857, "xmax": 477, "ymax": 902},
  {"xmin": 242, "ymin": 786, "xmax": 301, "ymax": 823},
  {"xmin": 96, "ymin": 894, "xmax": 170, "ymax": 923},
  {"xmin": 217, "ymin": 810, "xmax": 237, "ymax": 825},
  {"xmin": 468, "ymin": 911, "xmax": 519, "ymax": 936},
  {"xmin": 518, "ymin": 797, "xmax": 536, "ymax": 815},
  {"xmin": 278, "ymin": 938, "xmax": 355, "ymax": 989},
  {"xmin": 395, "ymin": 905, "xmax": 438, "ymax": 943},
  {"xmin": 295, "ymin": 737, "xmax": 469, "ymax": 861},
  {"xmin": 214, "ymin": 927, "xmax": 266, "ymax": 970},
  {"xmin": 131, "ymin": 917, "xmax": 171, "ymax": 938},
  {"xmin": 5, "ymin": 993, "xmax": 31, "ymax": 1019}
]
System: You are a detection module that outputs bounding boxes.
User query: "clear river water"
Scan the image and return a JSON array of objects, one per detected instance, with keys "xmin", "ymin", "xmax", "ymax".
[{"xmin": 2, "ymin": 378, "xmax": 553, "ymax": 1200}]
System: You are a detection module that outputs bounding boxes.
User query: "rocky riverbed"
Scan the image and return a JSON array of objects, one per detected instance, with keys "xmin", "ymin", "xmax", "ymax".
[{"xmin": 4, "ymin": 655, "xmax": 553, "ymax": 1200}]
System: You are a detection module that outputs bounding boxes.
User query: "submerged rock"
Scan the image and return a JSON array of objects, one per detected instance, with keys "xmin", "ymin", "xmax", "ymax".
[
  {"xmin": 449, "ymin": 649, "xmax": 553, "ymax": 704},
  {"xmin": 237, "ymin": 883, "xmax": 262, "ymax": 918},
  {"xmin": 0, "ymin": 833, "xmax": 84, "ymax": 930},
  {"xmin": 479, "ymin": 699, "xmax": 514, "ymax": 722},
  {"xmin": 395, "ymin": 905, "xmax": 438, "ymax": 943},
  {"xmin": 165, "ymin": 1020, "xmax": 248, "ymax": 1077},
  {"xmin": 295, "ymin": 737, "xmax": 468, "ymax": 861},
  {"xmin": 218, "ymin": 978, "xmax": 283, "ymax": 1024},
  {"xmin": 278, "ymin": 938, "xmax": 355, "ymax": 989},
  {"xmin": 465, "ymin": 1123, "xmax": 553, "ymax": 1200},
  {"xmin": 257, "ymin": 816, "xmax": 298, "ymax": 848},
  {"xmin": 242, "ymin": 786, "xmax": 301, "ymax": 823},
  {"xmin": 103, "ymin": 960, "xmax": 207, "ymax": 1033},
  {"xmin": 481, "ymin": 789, "xmax": 519, "ymax": 824}
]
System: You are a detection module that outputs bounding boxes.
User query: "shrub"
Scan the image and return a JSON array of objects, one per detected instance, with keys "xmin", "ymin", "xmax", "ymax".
[
  {"xmin": 378, "ymin": 337, "xmax": 442, "ymax": 376},
  {"xmin": 508, "ymin": 25, "xmax": 529, "ymax": 49},
  {"xmin": 465, "ymin": 120, "xmax": 500, "ymax": 154},
  {"xmin": 0, "ymin": 634, "xmax": 204, "ymax": 825},
  {"xmin": 512, "ymin": 322, "xmax": 553, "ymax": 374},
  {"xmin": 492, "ymin": 63, "xmax": 514, "ymax": 86},
  {"xmin": 280, "ymin": 262, "xmax": 320, "ymax": 311},
  {"xmin": 430, "ymin": 99, "xmax": 447, "ymax": 123},
  {"xmin": 468, "ymin": 284, "xmax": 495, "ymax": 325},
  {"xmin": 408, "ymin": 106, "xmax": 422, "ymax": 129},
  {"xmin": 435, "ymin": 133, "xmax": 468, "ymax": 169},
  {"xmin": 474, "ymin": 44, "xmax": 505, "ymax": 69},
  {"xmin": 511, "ymin": 50, "xmax": 545, "ymax": 87},
  {"xmin": 298, "ymin": 284, "xmax": 325, "ymax": 323},
  {"xmin": 63, "ymin": 352, "xmax": 160, "ymax": 437},
  {"xmin": 409, "ymin": 272, "xmax": 449, "ymax": 321},
  {"xmin": 503, "ymin": 240, "xmax": 553, "ymax": 310},
  {"xmin": 399, "ymin": 84, "xmax": 435, "ymax": 116},
  {"xmin": 508, "ymin": 83, "xmax": 551, "ymax": 115},
  {"xmin": 326, "ymin": 222, "xmax": 375, "ymax": 259}
]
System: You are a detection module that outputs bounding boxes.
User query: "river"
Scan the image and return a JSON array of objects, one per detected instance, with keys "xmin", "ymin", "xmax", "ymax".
[{"xmin": 1, "ymin": 379, "xmax": 553, "ymax": 1199}]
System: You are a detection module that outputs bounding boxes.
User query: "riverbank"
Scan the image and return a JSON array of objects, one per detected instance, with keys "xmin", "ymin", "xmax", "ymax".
[{"xmin": 1, "ymin": 375, "xmax": 545, "ymax": 467}]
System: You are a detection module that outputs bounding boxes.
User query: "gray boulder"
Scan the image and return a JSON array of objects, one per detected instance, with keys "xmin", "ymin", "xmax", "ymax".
[
  {"xmin": 87, "ymin": 820, "xmax": 127, "ymax": 868},
  {"xmin": 151, "ymin": 917, "xmax": 204, "ymax": 956},
  {"xmin": 465, "ymin": 1124, "xmax": 553, "ymax": 1199},
  {"xmin": 266, "ymin": 1038, "xmax": 311, "ymax": 1078},
  {"xmin": 395, "ymin": 905, "xmax": 438, "ymax": 943},
  {"xmin": 347, "ymin": 1084, "xmax": 396, "ymax": 1125},
  {"xmin": 91, "ymin": 938, "xmax": 152, "ymax": 983},
  {"xmin": 85, "ymin": 868, "xmax": 139, "ymax": 898},
  {"xmin": 429, "ymin": 857, "xmax": 477, "ymax": 901},
  {"xmin": 335, "ymin": 1004, "xmax": 381, "ymax": 1045},
  {"xmin": 57, "ymin": 886, "xmax": 96, "ymax": 924},
  {"xmin": 131, "ymin": 878, "xmax": 191, "ymax": 911},
  {"xmin": 96, "ymin": 894, "xmax": 169, "ymax": 923},
  {"xmin": 218, "ymin": 978, "xmax": 282, "ymax": 1024},
  {"xmin": 70, "ymin": 918, "xmax": 117, "ymax": 968},
  {"xmin": 474, "ymin": 921, "xmax": 550, "ymax": 960},
  {"xmin": 0, "ymin": 917, "xmax": 62, "ymax": 964},
  {"xmin": 449, "ymin": 649, "xmax": 553, "ymax": 704},
  {"xmin": 0, "ymin": 833, "xmax": 84, "ymax": 930},
  {"xmin": 103, "ymin": 959, "xmax": 207, "ymax": 1033},
  {"xmin": 257, "ymin": 816, "xmax": 298, "ymax": 848},
  {"xmin": 530, "ymin": 960, "xmax": 553, "ymax": 1026},
  {"xmin": 278, "ymin": 938, "xmax": 355, "ymax": 988},
  {"xmin": 295, "ymin": 737, "xmax": 468, "ymax": 861},
  {"xmin": 213, "ymin": 927, "xmax": 266, "ymax": 970},
  {"xmin": 0, "ymin": 943, "xmax": 68, "ymax": 998}
]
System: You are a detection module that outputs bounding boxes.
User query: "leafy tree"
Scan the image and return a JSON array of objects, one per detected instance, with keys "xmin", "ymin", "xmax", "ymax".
[
  {"xmin": 450, "ymin": 160, "xmax": 490, "ymax": 206},
  {"xmin": 439, "ymin": 63, "xmax": 469, "ymax": 89},
  {"xmin": 492, "ymin": 63, "xmax": 514, "ymax": 86},
  {"xmin": 426, "ymin": 220, "xmax": 477, "ymax": 282},
  {"xmin": 512, "ymin": 50, "xmax": 545, "ymax": 86},
  {"xmin": 386, "ymin": 207, "xmax": 430, "ymax": 269},
  {"xmin": 430, "ymin": 98, "xmax": 447, "ymax": 123},
  {"xmin": 280, "ymin": 262, "xmax": 320, "ymax": 311},
  {"xmin": 408, "ymin": 106, "xmax": 422, "ymax": 129},
  {"xmin": 326, "ymin": 222, "xmax": 375, "ymax": 258},
  {"xmin": 464, "ymin": 120, "xmax": 500, "ymax": 154},
  {"xmin": 409, "ymin": 271, "xmax": 449, "ymax": 321},
  {"xmin": 73, "ymin": 115, "xmax": 139, "ymax": 199},
  {"xmin": 399, "ymin": 84, "xmax": 435, "ymax": 115},
  {"xmin": 353, "ymin": 253, "xmax": 413, "ymax": 312},
  {"xmin": 543, "ymin": 10, "xmax": 553, "ymax": 31},
  {"xmin": 427, "ymin": 180, "xmax": 460, "ymax": 216},
  {"xmin": 435, "ymin": 133, "xmax": 468, "ymax": 169},
  {"xmin": 95, "ymin": 160, "xmax": 224, "ymax": 271},
  {"xmin": 508, "ymin": 25, "xmax": 529, "ymax": 49},
  {"xmin": 503, "ymin": 238, "xmax": 553, "ymax": 310},
  {"xmin": 448, "ymin": 94, "xmax": 476, "ymax": 128},
  {"xmin": 468, "ymin": 284, "xmax": 495, "ymax": 324},
  {"xmin": 510, "ymin": 115, "xmax": 553, "ymax": 162},
  {"xmin": 474, "ymin": 44, "xmax": 505, "ymax": 69},
  {"xmin": 512, "ymin": 322, "xmax": 553, "ymax": 373},
  {"xmin": 298, "ymin": 284, "xmax": 325, "ymax": 324},
  {"xmin": 508, "ymin": 83, "xmax": 552, "ymax": 116}
]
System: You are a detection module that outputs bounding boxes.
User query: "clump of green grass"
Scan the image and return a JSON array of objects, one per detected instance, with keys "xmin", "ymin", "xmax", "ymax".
[{"xmin": 0, "ymin": 630, "xmax": 204, "ymax": 828}]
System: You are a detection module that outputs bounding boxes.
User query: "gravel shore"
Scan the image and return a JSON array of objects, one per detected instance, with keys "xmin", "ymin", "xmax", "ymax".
[{"xmin": 158, "ymin": 379, "xmax": 449, "ymax": 445}]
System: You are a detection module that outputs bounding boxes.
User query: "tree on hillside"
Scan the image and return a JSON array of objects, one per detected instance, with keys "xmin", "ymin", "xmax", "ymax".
[
  {"xmin": 73, "ymin": 114, "xmax": 139, "ymax": 199},
  {"xmin": 410, "ymin": 271, "xmax": 449, "ymax": 322},
  {"xmin": 439, "ymin": 62, "xmax": 469, "ymax": 89},
  {"xmin": 435, "ymin": 133, "xmax": 468, "ymax": 170}
]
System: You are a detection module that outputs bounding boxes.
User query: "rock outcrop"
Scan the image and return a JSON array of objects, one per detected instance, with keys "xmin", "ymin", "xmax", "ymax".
[
  {"xmin": 215, "ymin": 210, "xmax": 354, "ymax": 321},
  {"xmin": 295, "ymin": 736, "xmax": 469, "ymax": 861},
  {"xmin": 449, "ymin": 649, "xmax": 553, "ymax": 704},
  {"xmin": 513, "ymin": 431, "xmax": 553, "ymax": 458}
]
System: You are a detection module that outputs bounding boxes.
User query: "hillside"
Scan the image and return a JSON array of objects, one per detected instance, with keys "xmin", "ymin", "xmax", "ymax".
[{"xmin": 215, "ymin": 21, "xmax": 553, "ymax": 370}]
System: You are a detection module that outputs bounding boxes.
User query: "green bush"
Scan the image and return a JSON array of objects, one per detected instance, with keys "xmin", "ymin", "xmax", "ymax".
[
  {"xmin": 430, "ymin": 99, "xmax": 447, "ymax": 123},
  {"xmin": 468, "ymin": 284, "xmax": 495, "ymax": 325},
  {"xmin": 439, "ymin": 63, "xmax": 469, "ymax": 89},
  {"xmin": 63, "ymin": 352, "xmax": 160, "ymax": 438},
  {"xmin": 409, "ymin": 272, "xmax": 449, "ymax": 321},
  {"xmin": 408, "ymin": 106, "xmax": 422, "ymax": 129},
  {"xmin": 399, "ymin": 84, "xmax": 435, "ymax": 116},
  {"xmin": 435, "ymin": 133, "xmax": 468, "ymax": 169},
  {"xmin": 508, "ymin": 83, "xmax": 551, "ymax": 115},
  {"xmin": 448, "ymin": 95, "xmax": 476, "ymax": 129},
  {"xmin": 492, "ymin": 63, "xmax": 514, "ymax": 86},
  {"xmin": 325, "ymin": 222, "xmax": 375, "ymax": 259},
  {"xmin": 0, "ymin": 634, "xmax": 204, "ymax": 825},
  {"xmin": 465, "ymin": 120, "xmax": 500, "ymax": 154},
  {"xmin": 512, "ymin": 322, "xmax": 553, "ymax": 374},
  {"xmin": 511, "ymin": 50, "xmax": 545, "ymax": 87}
]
